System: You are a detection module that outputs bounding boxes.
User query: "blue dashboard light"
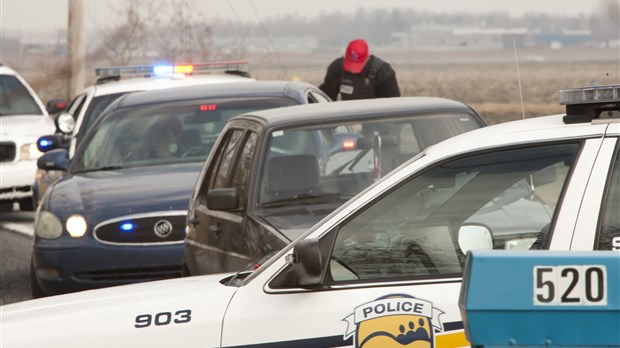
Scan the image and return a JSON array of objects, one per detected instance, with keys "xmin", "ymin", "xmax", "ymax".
[
  {"xmin": 120, "ymin": 222, "xmax": 136, "ymax": 232},
  {"xmin": 153, "ymin": 65, "xmax": 173, "ymax": 75}
]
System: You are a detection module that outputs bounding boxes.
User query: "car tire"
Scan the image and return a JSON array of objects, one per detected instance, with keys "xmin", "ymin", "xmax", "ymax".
[
  {"xmin": 19, "ymin": 197, "xmax": 35, "ymax": 211},
  {"xmin": 30, "ymin": 262, "xmax": 46, "ymax": 299}
]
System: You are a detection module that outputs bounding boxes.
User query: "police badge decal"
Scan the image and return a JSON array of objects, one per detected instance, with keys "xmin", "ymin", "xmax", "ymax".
[{"xmin": 343, "ymin": 294, "xmax": 444, "ymax": 348}]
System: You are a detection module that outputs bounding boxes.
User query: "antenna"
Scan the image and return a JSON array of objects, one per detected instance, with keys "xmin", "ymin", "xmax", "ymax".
[{"xmin": 513, "ymin": 39, "xmax": 526, "ymax": 120}]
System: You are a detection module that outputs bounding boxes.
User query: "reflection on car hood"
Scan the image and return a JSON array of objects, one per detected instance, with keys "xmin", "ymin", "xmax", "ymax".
[
  {"xmin": 48, "ymin": 163, "xmax": 203, "ymax": 221},
  {"xmin": 259, "ymin": 203, "xmax": 340, "ymax": 241},
  {"xmin": 1, "ymin": 273, "xmax": 237, "ymax": 348}
]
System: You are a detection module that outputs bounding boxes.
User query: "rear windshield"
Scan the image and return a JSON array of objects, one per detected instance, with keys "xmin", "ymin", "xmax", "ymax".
[{"xmin": 0, "ymin": 74, "xmax": 43, "ymax": 116}]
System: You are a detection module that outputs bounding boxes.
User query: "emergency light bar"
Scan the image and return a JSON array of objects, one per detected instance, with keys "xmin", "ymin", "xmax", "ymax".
[
  {"xmin": 560, "ymin": 84, "xmax": 620, "ymax": 124},
  {"xmin": 95, "ymin": 61, "xmax": 250, "ymax": 81}
]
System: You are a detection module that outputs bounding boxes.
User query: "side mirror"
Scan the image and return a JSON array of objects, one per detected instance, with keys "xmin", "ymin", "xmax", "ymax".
[
  {"xmin": 56, "ymin": 112, "xmax": 76, "ymax": 134},
  {"xmin": 287, "ymin": 238, "xmax": 323, "ymax": 287},
  {"xmin": 46, "ymin": 98, "xmax": 67, "ymax": 114},
  {"xmin": 458, "ymin": 224, "xmax": 493, "ymax": 254},
  {"xmin": 37, "ymin": 148, "xmax": 70, "ymax": 171},
  {"xmin": 206, "ymin": 188, "xmax": 239, "ymax": 211},
  {"xmin": 36, "ymin": 134, "xmax": 65, "ymax": 153}
]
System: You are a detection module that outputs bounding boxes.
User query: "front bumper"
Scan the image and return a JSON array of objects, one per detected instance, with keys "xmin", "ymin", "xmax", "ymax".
[
  {"xmin": 0, "ymin": 159, "xmax": 36, "ymax": 201},
  {"xmin": 32, "ymin": 237, "xmax": 184, "ymax": 296}
]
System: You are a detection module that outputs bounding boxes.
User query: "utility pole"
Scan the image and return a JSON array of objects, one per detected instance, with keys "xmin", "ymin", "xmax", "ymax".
[{"xmin": 68, "ymin": 0, "xmax": 85, "ymax": 98}]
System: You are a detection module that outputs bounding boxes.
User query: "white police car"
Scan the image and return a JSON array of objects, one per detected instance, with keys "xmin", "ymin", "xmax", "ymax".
[
  {"xmin": 33, "ymin": 61, "xmax": 254, "ymax": 207},
  {"xmin": 2, "ymin": 84, "xmax": 618, "ymax": 347},
  {"xmin": 0, "ymin": 64, "xmax": 56, "ymax": 211}
]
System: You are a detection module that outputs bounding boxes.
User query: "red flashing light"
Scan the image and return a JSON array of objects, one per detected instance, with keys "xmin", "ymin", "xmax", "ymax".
[
  {"xmin": 200, "ymin": 104, "xmax": 217, "ymax": 112},
  {"xmin": 342, "ymin": 139, "xmax": 356, "ymax": 150}
]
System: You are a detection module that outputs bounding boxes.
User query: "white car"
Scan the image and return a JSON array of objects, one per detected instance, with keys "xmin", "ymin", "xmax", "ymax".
[
  {"xmin": 0, "ymin": 65, "xmax": 56, "ymax": 211},
  {"xmin": 2, "ymin": 84, "xmax": 619, "ymax": 347},
  {"xmin": 33, "ymin": 62, "xmax": 254, "ymax": 207}
]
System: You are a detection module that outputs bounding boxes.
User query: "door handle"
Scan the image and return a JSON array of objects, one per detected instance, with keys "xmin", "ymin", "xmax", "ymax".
[{"xmin": 209, "ymin": 223, "xmax": 222, "ymax": 236}]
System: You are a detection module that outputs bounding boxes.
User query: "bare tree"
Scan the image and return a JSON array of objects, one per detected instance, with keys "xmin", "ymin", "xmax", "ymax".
[{"xmin": 93, "ymin": 0, "xmax": 214, "ymax": 65}]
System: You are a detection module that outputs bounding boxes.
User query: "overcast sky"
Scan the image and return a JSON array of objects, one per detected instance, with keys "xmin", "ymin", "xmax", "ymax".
[{"xmin": 0, "ymin": 0, "xmax": 602, "ymax": 35}]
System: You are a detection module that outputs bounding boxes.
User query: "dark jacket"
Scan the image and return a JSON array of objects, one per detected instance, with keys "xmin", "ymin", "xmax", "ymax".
[{"xmin": 319, "ymin": 55, "xmax": 401, "ymax": 100}]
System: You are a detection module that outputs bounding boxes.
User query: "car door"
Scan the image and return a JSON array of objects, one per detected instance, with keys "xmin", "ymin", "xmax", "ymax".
[
  {"xmin": 190, "ymin": 123, "xmax": 269, "ymax": 275},
  {"xmin": 221, "ymin": 141, "xmax": 586, "ymax": 347}
]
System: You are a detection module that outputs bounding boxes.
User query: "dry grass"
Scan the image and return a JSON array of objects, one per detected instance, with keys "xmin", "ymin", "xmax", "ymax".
[{"xmin": 9, "ymin": 46, "xmax": 619, "ymax": 125}]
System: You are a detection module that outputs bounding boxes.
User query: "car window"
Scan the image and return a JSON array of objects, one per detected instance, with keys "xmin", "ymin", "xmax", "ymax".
[
  {"xmin": 66, "ymin": 93, "xmax": 87, "ymax": 116},
  {"xmin": 230, "ymin": 132, "xmax": 258, "ymax": 209},
  {"xmin": 211, "ymin": 130, "xmax": 244, "ymax": 189},
  {"xmin": 0, "ymin": 74, "xmax": 43, "ymax": 116},
  {"xmin": 75, "ymin": 92, "xmax": 127, "ymax": 146},
  {"xmin": 258, "ymin": 113, "xmax": 483, "ymax": 205},
  {"xmin": 597, "ymin": 143, "xmax": 620, "ymax": 251},
  {"xmin": 72, "ymin": 97, "xmax": 298, "ymax": 173},
  {"xmin": 307, "ymin": 91, "xmax": 330, "ymax": 103},
  {"xmin": 327, "ymin": 142, "xmax": 580, "ymax": 283}
]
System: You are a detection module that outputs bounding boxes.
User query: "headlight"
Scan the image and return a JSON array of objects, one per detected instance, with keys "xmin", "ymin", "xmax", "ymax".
[
  {"xmin": 35, "ymin": 211, "xmax": 63, "ymax": 239},
  {"xmin": 66, "ymin": 214, "xmax": 88, "ymax": 238},
  {"xmin": 20, "ymin": 143, "xmax": 43, "ymax": 160}
]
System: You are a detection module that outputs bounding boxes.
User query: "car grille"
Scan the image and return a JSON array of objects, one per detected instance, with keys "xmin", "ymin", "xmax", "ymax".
[
  {"xmin": 0, "ymin": 142, "xmax": 16, "ymax": 162},
  {"xmin": 74, "ymin": 266, "xmax": 182, "ymax": 282},
  {"xmin": 94, "ymin": 212, "xmax": 187, "ymax": 245}
]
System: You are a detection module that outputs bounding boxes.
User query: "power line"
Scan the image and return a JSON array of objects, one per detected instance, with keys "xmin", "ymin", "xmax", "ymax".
[{"xmin": 248, "ymin": 0, "xmax": 288, "ymax": 77}]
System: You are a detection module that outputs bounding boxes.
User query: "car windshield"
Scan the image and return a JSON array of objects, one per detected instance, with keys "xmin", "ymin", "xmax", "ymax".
[
  {"xmin": 72, "ymin": 96, "xmax": 297, "ymax": 172},
  {"xmin": 0, "ymin": 74, "xmax": 43, "ymax": 116},
  {"xmin": 74, "ymin": 92, "xmax": 128, "ymax": 146},
  {"xmin": 259, "ymin": 112, "xmax": 482, "ymax": 206}
]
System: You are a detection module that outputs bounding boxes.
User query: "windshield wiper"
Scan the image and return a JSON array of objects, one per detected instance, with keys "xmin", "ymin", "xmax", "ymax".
[
  {"xmin": 74, "ymin": 165, "xmax": 124, "ymax": 174},
  {"xmin": 260, "ymin": 192, "xmax": 350, "ymax": 207}
]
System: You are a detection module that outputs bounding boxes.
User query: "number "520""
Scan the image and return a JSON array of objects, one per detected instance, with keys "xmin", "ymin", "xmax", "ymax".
[
  {"xmin": 135, "ymin": 310, "xmax": 192, "ymax": 328},
  {"xmin": 534, "ymin": 265, "xmax": 607, "ymax": 306}
]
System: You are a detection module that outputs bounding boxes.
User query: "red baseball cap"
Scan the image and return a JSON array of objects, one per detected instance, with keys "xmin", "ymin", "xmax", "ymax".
[{"xmin": 343, "ymin": 39, "xmax": 368, "ymax": 74}]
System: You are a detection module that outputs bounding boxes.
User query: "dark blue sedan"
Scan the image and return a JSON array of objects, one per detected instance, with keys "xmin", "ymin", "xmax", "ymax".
[{"xmin": 31, "ymin": 80, "xmax": 330, "ymax": 297}]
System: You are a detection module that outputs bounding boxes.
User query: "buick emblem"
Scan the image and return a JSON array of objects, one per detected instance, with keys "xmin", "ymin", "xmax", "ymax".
[{"xmin": 153, "ymin": 219, "xmax": 173, "ymax": 238}]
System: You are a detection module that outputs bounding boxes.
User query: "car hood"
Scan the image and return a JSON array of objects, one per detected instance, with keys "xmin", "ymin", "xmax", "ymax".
[
  {"xmin": 47, "ymin": 163, "xmax": 203, "ymax": 221},
  {"xmin": 0, "ymin": 115, "xmax": 55, "ymax": 144},
  {"xmin": 1, "ymin": 273, "xmax": 238, "ymax": 348}
]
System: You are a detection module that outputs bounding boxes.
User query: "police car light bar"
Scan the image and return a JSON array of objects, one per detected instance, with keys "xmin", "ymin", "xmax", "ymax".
[
  {"xmin": 560, "ymin": 84, "xmax": 620, "ymax": 124},
  {"xmin": 95, "ymin": 61, "xmax": 250, "ymax": 80}
]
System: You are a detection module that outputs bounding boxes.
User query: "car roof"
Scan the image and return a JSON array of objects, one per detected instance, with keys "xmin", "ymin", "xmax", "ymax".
[
  {"xmin": 105, "ymin": 80, "xmax": 321, "ymax": 111},
  {"xmin": 233, "ymin": 97, "xmax": 483, "ymax": 128},
  {"xmin": 425, "ymin": 113, "xmax": 613, "ymax": 160},
  {"xmin": 88, "ymin": 73, "xmax": 254, "ymax": 97},
  {"xmin": 0, "ymin": 65, "xmax": 18, "ymax": 76}
]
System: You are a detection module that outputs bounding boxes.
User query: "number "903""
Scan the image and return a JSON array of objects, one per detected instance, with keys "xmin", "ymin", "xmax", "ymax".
[{"xmin": 135, "ymin": 309, "xmax": 191, "ymax": 328}]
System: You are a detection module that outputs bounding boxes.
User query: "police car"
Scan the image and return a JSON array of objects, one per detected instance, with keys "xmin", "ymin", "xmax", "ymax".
[
  {"xmin": 1, "ymin": 84, "xmax": 618, "ymax": 347},
  {"xmin": 0, "ymin": 64, "xmax": 57, "ymax": 211},
  {"xmin": 33, "ymin": 61, "xmax": 254, "ymax": 207}
]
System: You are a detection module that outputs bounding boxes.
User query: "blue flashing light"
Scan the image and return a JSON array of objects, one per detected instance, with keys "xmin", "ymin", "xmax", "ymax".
[
  {"xmin": 120, "ymin": 222, "xmax": 136, "ymax": 232},
  {"xmin": 38, "ymin": 139, "xmax": 52, "ymax": 149},
  {"xmin": 153, "ymin": 65, "xmax": 174, "ymax": 76}
]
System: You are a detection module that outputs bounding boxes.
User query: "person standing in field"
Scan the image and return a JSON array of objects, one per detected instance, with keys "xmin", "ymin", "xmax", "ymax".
[{"xmin": 319, "ymin": 38, "xmax": 401, "ymax": 101}]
